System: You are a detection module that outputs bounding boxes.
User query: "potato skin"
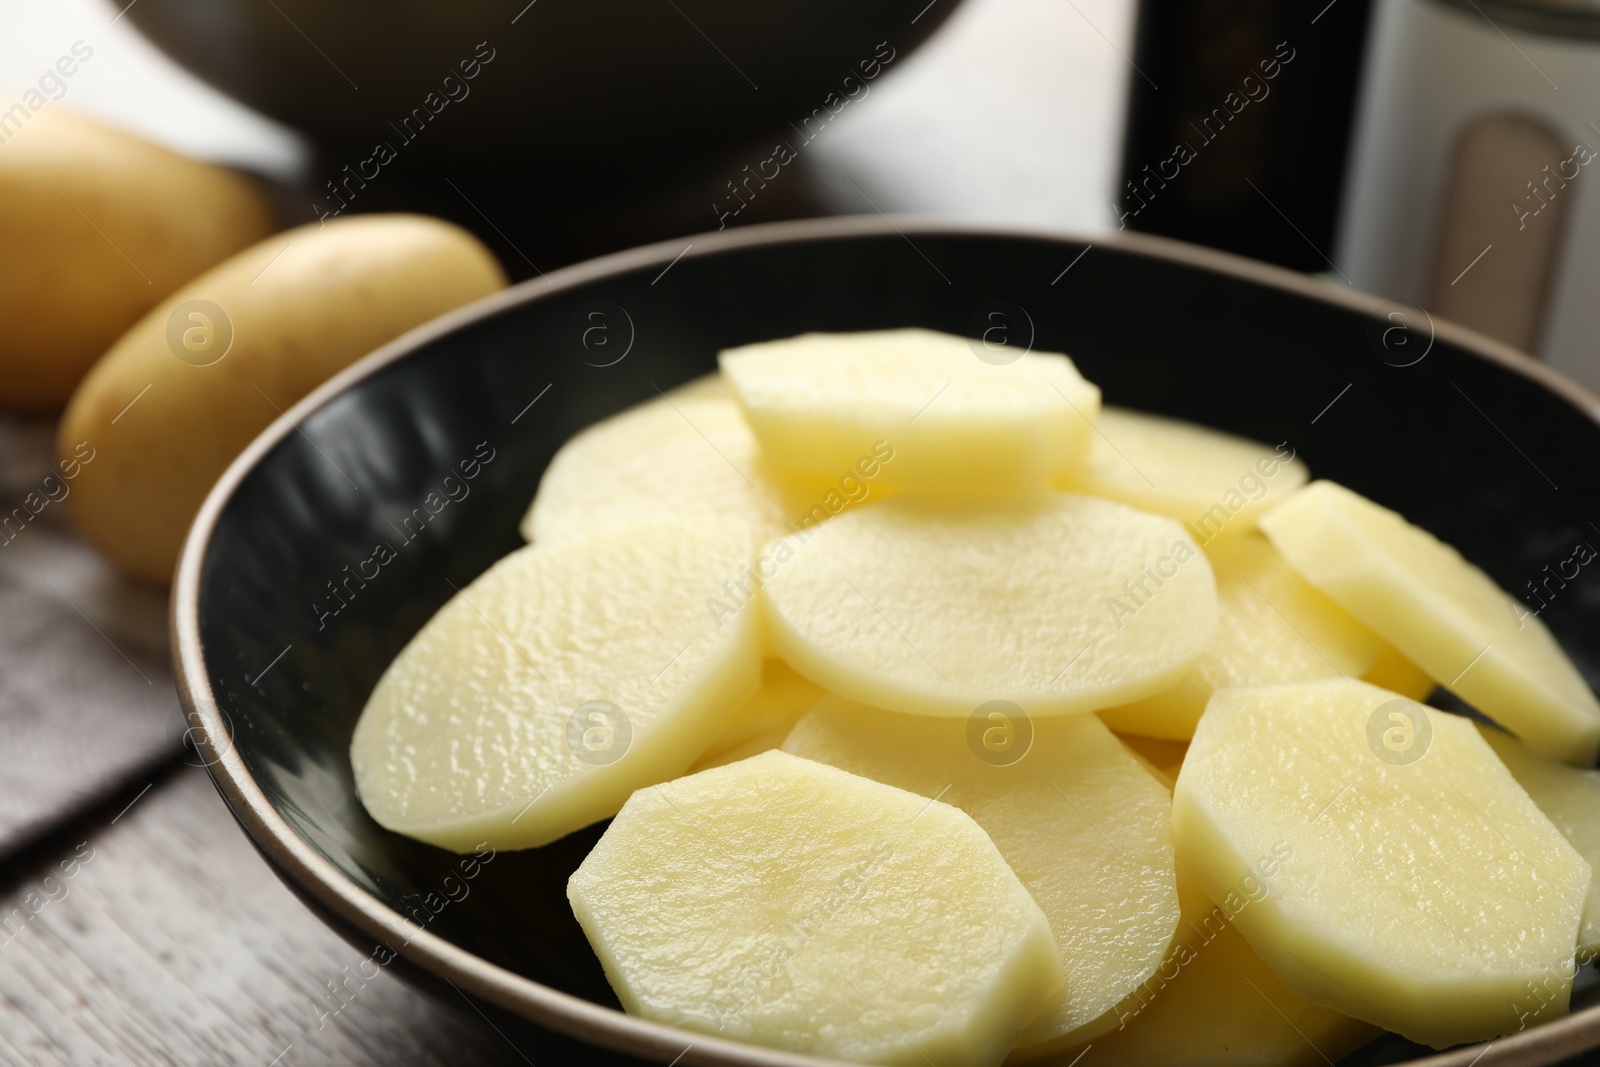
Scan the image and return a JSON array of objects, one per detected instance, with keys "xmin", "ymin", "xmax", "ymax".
[
  {"xmin": 58, "ymin": 213, "xmax": 509, "ymax": 584},
  {"xmin": 0, "ymin": 108, "xmax": 276, "ymax": 410}
]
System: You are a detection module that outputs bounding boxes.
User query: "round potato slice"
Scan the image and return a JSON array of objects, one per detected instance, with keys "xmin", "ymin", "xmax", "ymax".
[
  {"xmin": 1260, "ymin": 480, "xmax": 1600, "ymax": 764},
  {"xmin": 1100, "ymin": 534, "xmax": 1383, "ymax": 740},
  {"xmin": 1055, "ymin": 407, "xmax": 1306, "ymax": 540},
  {"xmin": 783, "ymin": 698, "xmax": 1179, "ymax": 1053},
  {"xmin": 568, "ymin": 750, "xmax": 1064, "ymax": 1067},
  {"xmin": 719, "ymin": 328, "xmax": 1101, "ymax": 495},
  {"xmin": 1174, "ymin": 678, "xmax": 1590, "ymax": 1048},
  {"xmin": 350, "ymin": 516, "xmax": 762, "ymax": 851},
  {"xmin": 762, "ymin": 493, "xmax": 1217, "ymax": 717}
]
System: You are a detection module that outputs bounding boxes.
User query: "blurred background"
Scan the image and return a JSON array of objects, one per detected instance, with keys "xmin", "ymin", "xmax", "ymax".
[{"xmin": 11, "ymin": 0, "xmax": 1593, "ymax": 390}]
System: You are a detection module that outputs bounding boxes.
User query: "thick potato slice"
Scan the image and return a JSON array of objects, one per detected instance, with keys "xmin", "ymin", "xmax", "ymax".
[
  {"xmin": 720, "ymin": 329, "xmax": 1100, "ymax": 494},
  {"xmin": 61, "ymin": 214, "xmax": 506, "ymax": 584},
  {"xmin": 1174, "ymin": 678, "xmax": 1590, "ymax": 1047},
  {"xmin": 1071, "ymin": 863, "xmax": 1380, "ymax": 1067},
  {"xmin": 0, "ymin": 108, "xmax": 275, "ymax": 410},
  {"xmin": 522, "ymin": 395, "xmax": 874, "ymax": 546},
  {"xmin": 568, "ymin": 750, "xmax": 1064, "ymax": 1067},
  {"xmin": 350, "ymin": 517, "xmax": 762, "ymax": 851},
  {"xmin": 1478, "ymin": 725, "xmax": 1600, "ymax": 955},
  {"xmin": 783, "ymin": 698, "xmax": 1179, "ymax": 1052},
  {"xmin": 1100, "ymin": 535, "xmax": 1382, "ymax": 740},
  {"xmin": 1055, "ymin": 407, "xmax": 1306, "ymax": 540},
  {"xmin": 1260, "ymin": 480, "xmax": 1600, "ymax": 763},
  {"xmin": 762, "ymin": 494, "xmax": 1217, "ymax": 717},
  {"xmin": 694, "ymin": 659, "xmax": 823, "ymax": 765}
]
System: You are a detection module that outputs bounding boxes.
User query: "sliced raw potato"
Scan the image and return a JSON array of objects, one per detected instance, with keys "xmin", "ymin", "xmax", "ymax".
[
  {"xmin": 695, "ymin": 659, "xmax": 824, "ymax": 765},
  {"xmin": 523, "ymin": 396, "xmax": 810, "ymax": 545},
  {"xmin": 763, "ymin": 493, "xmax": 1217, "ymax": 717},
  {"xmin": 1363, "ymin": 641, "xmax": 1436, "ymax": 701},
  {"xmin": 1072, "ymin": 863, "xmax": 1380, "ymax": 1067},
  {"xmin": 1174, "ymin": 678, "xmax": 1591, "ymax": 1047},
  {"xmin": 783, "ymin": 698, "xmax": 1179, "ymax": 1051},
  {"xmin": 1260, "ymin": 480, "xmax": 1600, "ymax": 763},
  {"xmin": 1479, "ymin": 725, "xmax": 1600, "ymax": 954},
  {"xmin": 1056, "ymin": 407, "xmax": 1307, "ymax": 539},
  {"xmin": 720, "ymin": 328, "xmax": 1101, "ymax": 494},
  {"xmin": 1100, "ymin": 535, "xmax": 1382, "ymax": 740},
  {"xmin": 350, "ymin": 517, "xmax": 762, "ymax": 851},
  {"xmin": 568, "ymin": 750, "xmax": 1064, "ymax": 1067}
]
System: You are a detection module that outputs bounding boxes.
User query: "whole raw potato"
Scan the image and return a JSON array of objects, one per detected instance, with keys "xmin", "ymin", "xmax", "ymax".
[
  {"xmin": 58, "ymin": 214, "xmax": 508, "ymax": 584},
  {"xmin": 0, "ymin": 108, "xmax": 275, "ymax": 410}
]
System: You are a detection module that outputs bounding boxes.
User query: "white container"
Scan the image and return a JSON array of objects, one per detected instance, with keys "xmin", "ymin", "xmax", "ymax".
[{"xmin": 1337, "ymin": 0, "xmax": 1600, "ymax": 392}]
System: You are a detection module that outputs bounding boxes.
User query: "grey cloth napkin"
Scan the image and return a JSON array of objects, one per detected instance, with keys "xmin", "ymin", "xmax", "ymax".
[{"xmin": 0, "ymin": 417, "xmax": 180, "ymax": 856}]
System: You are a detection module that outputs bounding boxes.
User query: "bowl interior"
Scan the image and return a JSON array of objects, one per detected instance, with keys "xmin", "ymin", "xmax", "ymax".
[{"xmin": 195, "ymin": 225, "xmax": 1600, "ymax": 1065}]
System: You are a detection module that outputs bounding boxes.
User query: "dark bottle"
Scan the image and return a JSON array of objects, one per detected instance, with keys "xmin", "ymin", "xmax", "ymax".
[{"xmin": 1115, "ymin": 0, "xmax": 1374, "ymax": 271}]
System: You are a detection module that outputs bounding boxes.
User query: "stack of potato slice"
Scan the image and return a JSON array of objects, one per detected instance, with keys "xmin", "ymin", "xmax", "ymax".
[{"xmin": 351, "ymin": 329, "xmax": 1600, "ymax": 1067}]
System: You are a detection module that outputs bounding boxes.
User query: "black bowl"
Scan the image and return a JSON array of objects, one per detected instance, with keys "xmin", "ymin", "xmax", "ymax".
[
  {"xmin": 122, "ymin": 0, "xmax": 955, "ymax": 173},
  {"xmin": 173, "ymin": 217, "xmax": 1600, "ymax": 1067}
]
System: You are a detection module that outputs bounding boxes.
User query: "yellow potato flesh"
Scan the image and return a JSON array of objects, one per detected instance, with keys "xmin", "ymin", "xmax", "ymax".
[
  {"xmin": 522, "ymin": 395, "xmax": 873, "ymax": 547},
  {"xmin": 60, "ymin": 214, "xmax": 507, "ymax": 584},
  {"xmin": 568, "ymin": 750, "xmax": 1064, "ymax": 1067},
  {"xmin": 762, "ymin": 493, "xmax": 1217, "ymax": 717},
  {"xmin": 782, "ymin": 698, "xmax": 1179, "ymax": 1050},
  {"xmin": 720, "ymin": 329, "xmax": 1100, "ymax": 495},
  {"xmin": 1100, "ymin": 534, "xmax": 1382, "ymax": 740},
  {"xmin": 0, "ymin": 108, "xmax": 275, "ymax": 410},
  {"xmin": 1071, "ymin": 863, "xmax": 1379, "ymax": 1067},
  {"xmin": 1055, "ymin": 406, "xmax": 1307, "ymax": 541},
  {"xmin": 1260, "ymin": 480, "xmax": 1600, "ymax": 764},
  {"xmin": 694, "ymin": 659, "xmax": 823, "ymax": 765},
  {"xmin": 1173, "ymin": 678, "xmax": 1590, "ymax": 1047},
  {"xmin": 350, "ymin": 517, "xmax": 762, "ymax": 851},
  {"xmin": 1479, "ymin": 725, "xmax": 1600, "ymax": 955}
]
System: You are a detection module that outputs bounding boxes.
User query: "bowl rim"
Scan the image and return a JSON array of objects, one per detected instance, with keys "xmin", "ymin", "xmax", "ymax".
[{"xmin": 171, "ymin": 214, "xmax": 1600, "ymax": 1067}]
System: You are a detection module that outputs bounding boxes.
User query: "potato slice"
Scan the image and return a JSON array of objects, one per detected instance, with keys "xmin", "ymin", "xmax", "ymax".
[
  {"xmin": 782, "ymin": 698, "xmax": 1179, "ymax": 1051},
  {"xmin": 1174, "ymin": 678, "xmax": 1591, "ymax": 1047},
  {"xmin": 695, "ymin": 659, "xmax": 823, "ymax": 765},
  {"xmin": 1260, "ymin": 480, "xmax": 1600, "ymax": 763},
  {"xmin": 568, "ymin": 750, "xmax": 1064, "ymax": 1067},
  {"xmin": 350, "ymin": 516, "xmax": 762, "ymax": 851},
  {"xmin": 720, "ymin": 329, "xmax": 1100, "ymax": 494},
  {"xmin": 763, "ymin": 493, "xmax": 1216, "ymax": 717},
  {"xmin": 1478, "ymin": 725, "xmax": 1600, "ymax": 955},
  {"xmin": 1055, "ymin": 407, "xmax": 1306, "ymax": 540},
  {"xmin": 523, "ymin": 396, "xmax": 805, "ymax": 546},
  {"xmin": 1100, "ymin": 535, "xmax": 1382, "ymax": 740},
  {"xmin": 1070, "ymin": 863, "xmax": 1380, "ymax": 1067}
]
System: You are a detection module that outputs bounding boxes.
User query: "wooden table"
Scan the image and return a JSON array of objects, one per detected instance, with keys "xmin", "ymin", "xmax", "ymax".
[{"xmin": 0, "ymin": 762, "xmax": 543, "ymax": 1067}]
